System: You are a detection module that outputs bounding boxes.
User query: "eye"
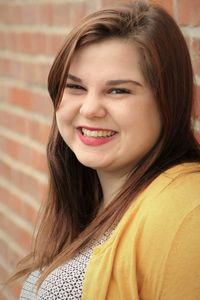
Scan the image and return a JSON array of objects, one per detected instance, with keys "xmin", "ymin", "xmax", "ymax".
[
  {"xmin": 108, "ymin": 88, "xmax": 130, "ymax": 94},
  {"xmin": 66, "ymin": 83, "xmax": 85, "ymax": 90}
]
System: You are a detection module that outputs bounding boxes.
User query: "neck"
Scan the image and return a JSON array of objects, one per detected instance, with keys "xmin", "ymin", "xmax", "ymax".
[{"xmin": 97, "ymin": 170, "xmax": 129, "ymax": 208}]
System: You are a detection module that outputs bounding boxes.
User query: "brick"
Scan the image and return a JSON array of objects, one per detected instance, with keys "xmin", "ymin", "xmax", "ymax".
[
  {"xmin": 19, "ymin": 4, "xmax": 40, "ymax": 25},
  {"xmin": 8, "ymin": 283, "xmax": 22, "ymax": 300},
  {"xmin": 0, "ymin": 82, "xmax": 9, "ymax": 103},
  {"xmin": 191, "ymin": 37, "xmax": 200, "ymax": 54},
  {"xmin": 5, "ymin": 31, "xmax": 18, "ymax": 52},
  {"xmin": 0, "ymin": 239, "xmax": 9, "ymax": 265},
  {"xmin": 0, "ymin": 160, "xmax": 11, "ymax": 182},
  {"xmin": 8, "ymin": 86, "xmax": 35, "ymax": 110},
  {"xmin": 190, "ymin": 38, "xmax": 200, "ymax": 78},
  {"xmin": 190, "ymin": 0, "xmax": 200, "ymax": 25},
  {"xmin": 0, "ymin": 83, "xmax": 53, "ymax": 119},
  {"xmin": 193, "ymin": 84, "xmax": 200, "ymax": 119},
  {"xmin": 0, "ymin": 31, "xmax": 6, "ymax": 50},
  {"xmin": 46, "ymin": 33, "xmax": 67, "ymax": 56},
  {"xmin": 0, "ymin": 58, "xmax": 11, "ymax": 78},
  {"xmin": 51, "ymin": 2, "xmax": 86, "ymax": 27},
  {"xmin": 194, "ymin": 130, "xmax": 200, "ymax": 143},
  {"xmin": 0, "ymin": 211, "xmax": 32, "ymax": 251},
  {"xmin": 3, "ymin": 30, "xmax": 66, "ymax": 56},
  {"xmin": 101, "ymin": 0, "xmax": 174, "ymax": 15},
  {"xmin": 12, "ymin": 284, "xmax": 22, "ymax": 300},
  {"xmin": 177, "ymin": 0, "xmax": 200, "ymax": 26},
  {"xmin": 0, "ymin": 2, "xmax": 86, "ymax": 27},
  {"xmin": 0, "ymin": 110, "xmax": 28, "ymax": 140},
  {"xmin": 6, "ymin": 86, "xmax": 53, "ymax": 117},
  {"xmin": 0, "ymin": 186, "xmax": 38, "ymax": 227},
  {"xmin": 2, "ymin": 2, "xmax": 199, "ymax": 300},
  {"xmin": 0, "ymin": 239, "xmax": 22, "ymax": 271},
  {"xmin": 0, "ymin": 57, "xmax": 51, "ymax": 87},
  {"xmin": 17, "ymin": 31, "xmax": 35, "ymax": 54},
  {"xmin": 1, "ymin": 3, "xmax": 39, "ymax": 25},
  {"xmin": 38, "ymin": 3, "xmax": 54, "ymax": 26},
  {"xmin": 0, "ymin": 159, "xmax": 47, "ymax": 201},
  {"xmin": 0, "ymin": 135, "xmax": 48, "ymax": 173},
  {"xmin": 151, "ymin": 0, "xmax": 173, "ymax": 15},
  {"xmin": 0, "ymin": 109, "xmax": 51, "ymax": 145},
  {"xmin": 12, "ymin": 168, "xmax": 47, "ymax": 200},
  {"xmin": 193, "ymin": 67, "xmax": 200, "ymax": 83},
  {"xmin": 0, "ymin": 261, "xmax": 9, "ymax": 283},
  {"xmin": 101, "ymin": 0, "xmax": 119, "ymax": 6},
  {"xmin": 101, "ymin": 0, "xmax": 134, "ymax": 7},
  {"xmin": 28, "ymin": 118, "xmax": 51, "ymax": 145},
  {"xmin": 0, "ymin": 4, "xmax": 11, "ymax": 23}
]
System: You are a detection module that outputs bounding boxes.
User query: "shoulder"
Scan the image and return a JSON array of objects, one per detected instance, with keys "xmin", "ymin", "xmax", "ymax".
[
  {"xmin": 118, "ymin": 162, "xmax": 200, "ymax": 259},
  {"xmin": 140, "ymin": 162, "xmax": 200, "ymax": 221},
  {"xmin": 127, "ymin": 163, "xmax": 200, "ymax": 299},
  {"xmin": 118, "ymin": 162, "xmax": 200, "ymax": 237}
]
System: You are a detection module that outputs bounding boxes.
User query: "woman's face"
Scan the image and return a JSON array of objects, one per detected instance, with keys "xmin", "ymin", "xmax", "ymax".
[{"xmin": 56, "ymin": 39, "xmax": 161, "ymax": 176}]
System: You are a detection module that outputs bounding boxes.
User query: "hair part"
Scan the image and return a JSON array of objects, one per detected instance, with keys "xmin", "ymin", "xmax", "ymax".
[{"xmin": 8, "ymin": 0, "xmax": 200, "ymax": 289}]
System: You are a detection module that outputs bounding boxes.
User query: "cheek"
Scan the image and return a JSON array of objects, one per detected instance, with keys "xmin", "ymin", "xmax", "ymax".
[
  {"xmin": 56, "ymin": 107, "xmax": 65, "ymax": 125},
  {"xmin": 56, "ymin": 101, "xmax": 75, "ymax": 125},
  {"xmin": 124, "ymin": 102, "xmax": 161, "ymax": 142},
  {"xmin": 56, "ymin": 109, "xmax": 71, "ymax": 138},
  {"xmin": 56, "ymin": 112, "xmax": 65, "ymax": 140},
  {"xmin": 56, "ymin": 101, "xmax": 79, "ymax": 142}
]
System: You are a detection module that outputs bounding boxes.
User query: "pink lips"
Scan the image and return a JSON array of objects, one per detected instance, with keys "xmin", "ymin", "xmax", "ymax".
[{"xmin": 77, "ymin": 126, "xmax": 117, "ymax": 146}]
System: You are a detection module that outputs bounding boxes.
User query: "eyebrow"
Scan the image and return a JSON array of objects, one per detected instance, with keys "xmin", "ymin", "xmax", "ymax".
[{"xmin": 67, "ymin": 74, "xmax": 143, "ymax": 87}]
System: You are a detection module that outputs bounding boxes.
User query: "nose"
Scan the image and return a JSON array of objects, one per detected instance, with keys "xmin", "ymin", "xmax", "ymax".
[{"xmin": 79, "ymin": 92, "xmax": 106, "ymax": 118}]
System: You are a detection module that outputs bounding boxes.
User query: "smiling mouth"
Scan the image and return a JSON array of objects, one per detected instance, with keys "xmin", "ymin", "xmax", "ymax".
[{"xmin": 79, "ymin": 127, "xmax": 116, "ymax": 138}]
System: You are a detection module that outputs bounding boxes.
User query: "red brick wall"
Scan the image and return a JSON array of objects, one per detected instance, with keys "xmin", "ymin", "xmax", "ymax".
[{"xmin": 0, "ymin": 0, "xmax": 199, "ymax": 299}]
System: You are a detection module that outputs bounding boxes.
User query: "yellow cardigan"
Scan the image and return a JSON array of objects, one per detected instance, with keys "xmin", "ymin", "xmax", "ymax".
[{"xmin": 82, "ymin": 163, "xmax": 200, "ymax": 300}]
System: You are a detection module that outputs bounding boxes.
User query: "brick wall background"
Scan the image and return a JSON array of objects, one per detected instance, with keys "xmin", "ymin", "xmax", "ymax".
[{"xmin": 0, "ymin": 0, "xmax": 199, "ymax": 299}]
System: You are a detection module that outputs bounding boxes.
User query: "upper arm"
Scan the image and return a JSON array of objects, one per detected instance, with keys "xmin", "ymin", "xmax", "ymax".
[{"xmin": 160, "ymin": 206, "xmax": 200, "ymax": 300}]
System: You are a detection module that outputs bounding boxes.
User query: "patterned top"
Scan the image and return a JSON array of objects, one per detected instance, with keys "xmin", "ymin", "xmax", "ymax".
[{"xmin": 20, "ymin": 228, "xmax": 115, "ymax": 300}]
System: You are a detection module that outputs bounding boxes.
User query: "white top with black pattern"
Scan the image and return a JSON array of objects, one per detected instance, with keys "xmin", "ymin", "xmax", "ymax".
[{"xmin": 20, "ymin": 228, "xmax": 114, "ymax": 300}]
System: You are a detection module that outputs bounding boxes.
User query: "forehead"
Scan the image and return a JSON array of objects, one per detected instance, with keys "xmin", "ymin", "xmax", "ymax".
[{"xmin": 68, "ymin": 39, "xmax": 144, "ymax": 83}]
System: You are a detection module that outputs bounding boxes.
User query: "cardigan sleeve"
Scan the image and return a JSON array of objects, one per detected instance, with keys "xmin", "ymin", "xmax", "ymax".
[{"xmin": 159, "ymin": 206, "xmax": 200, "ymax": 300}]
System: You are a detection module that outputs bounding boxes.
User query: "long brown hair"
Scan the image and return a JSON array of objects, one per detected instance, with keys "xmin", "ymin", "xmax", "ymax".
[{"xmin": 10, "ymin": 0, "xmax": 200, "ymax": 287}]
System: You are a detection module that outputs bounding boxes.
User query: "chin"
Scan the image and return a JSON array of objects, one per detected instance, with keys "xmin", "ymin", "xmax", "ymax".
[
  {"xmin": 75, "ymin": 158, "xmax": 108, "ymax": 171},
  {"xmin": 78, "ymin": 160, "xmax": 104, "ymax": 169}
]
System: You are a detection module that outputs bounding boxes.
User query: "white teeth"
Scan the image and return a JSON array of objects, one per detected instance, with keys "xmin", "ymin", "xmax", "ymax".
[{"xmin": 81, "ymin": 128, "xmax": 115, "ymax": 138}]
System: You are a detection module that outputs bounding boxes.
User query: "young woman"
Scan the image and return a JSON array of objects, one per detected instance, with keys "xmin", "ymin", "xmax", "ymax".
[{"xmin": 11, "ymin": 1, "xmax": 200, "ymax": 299}]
